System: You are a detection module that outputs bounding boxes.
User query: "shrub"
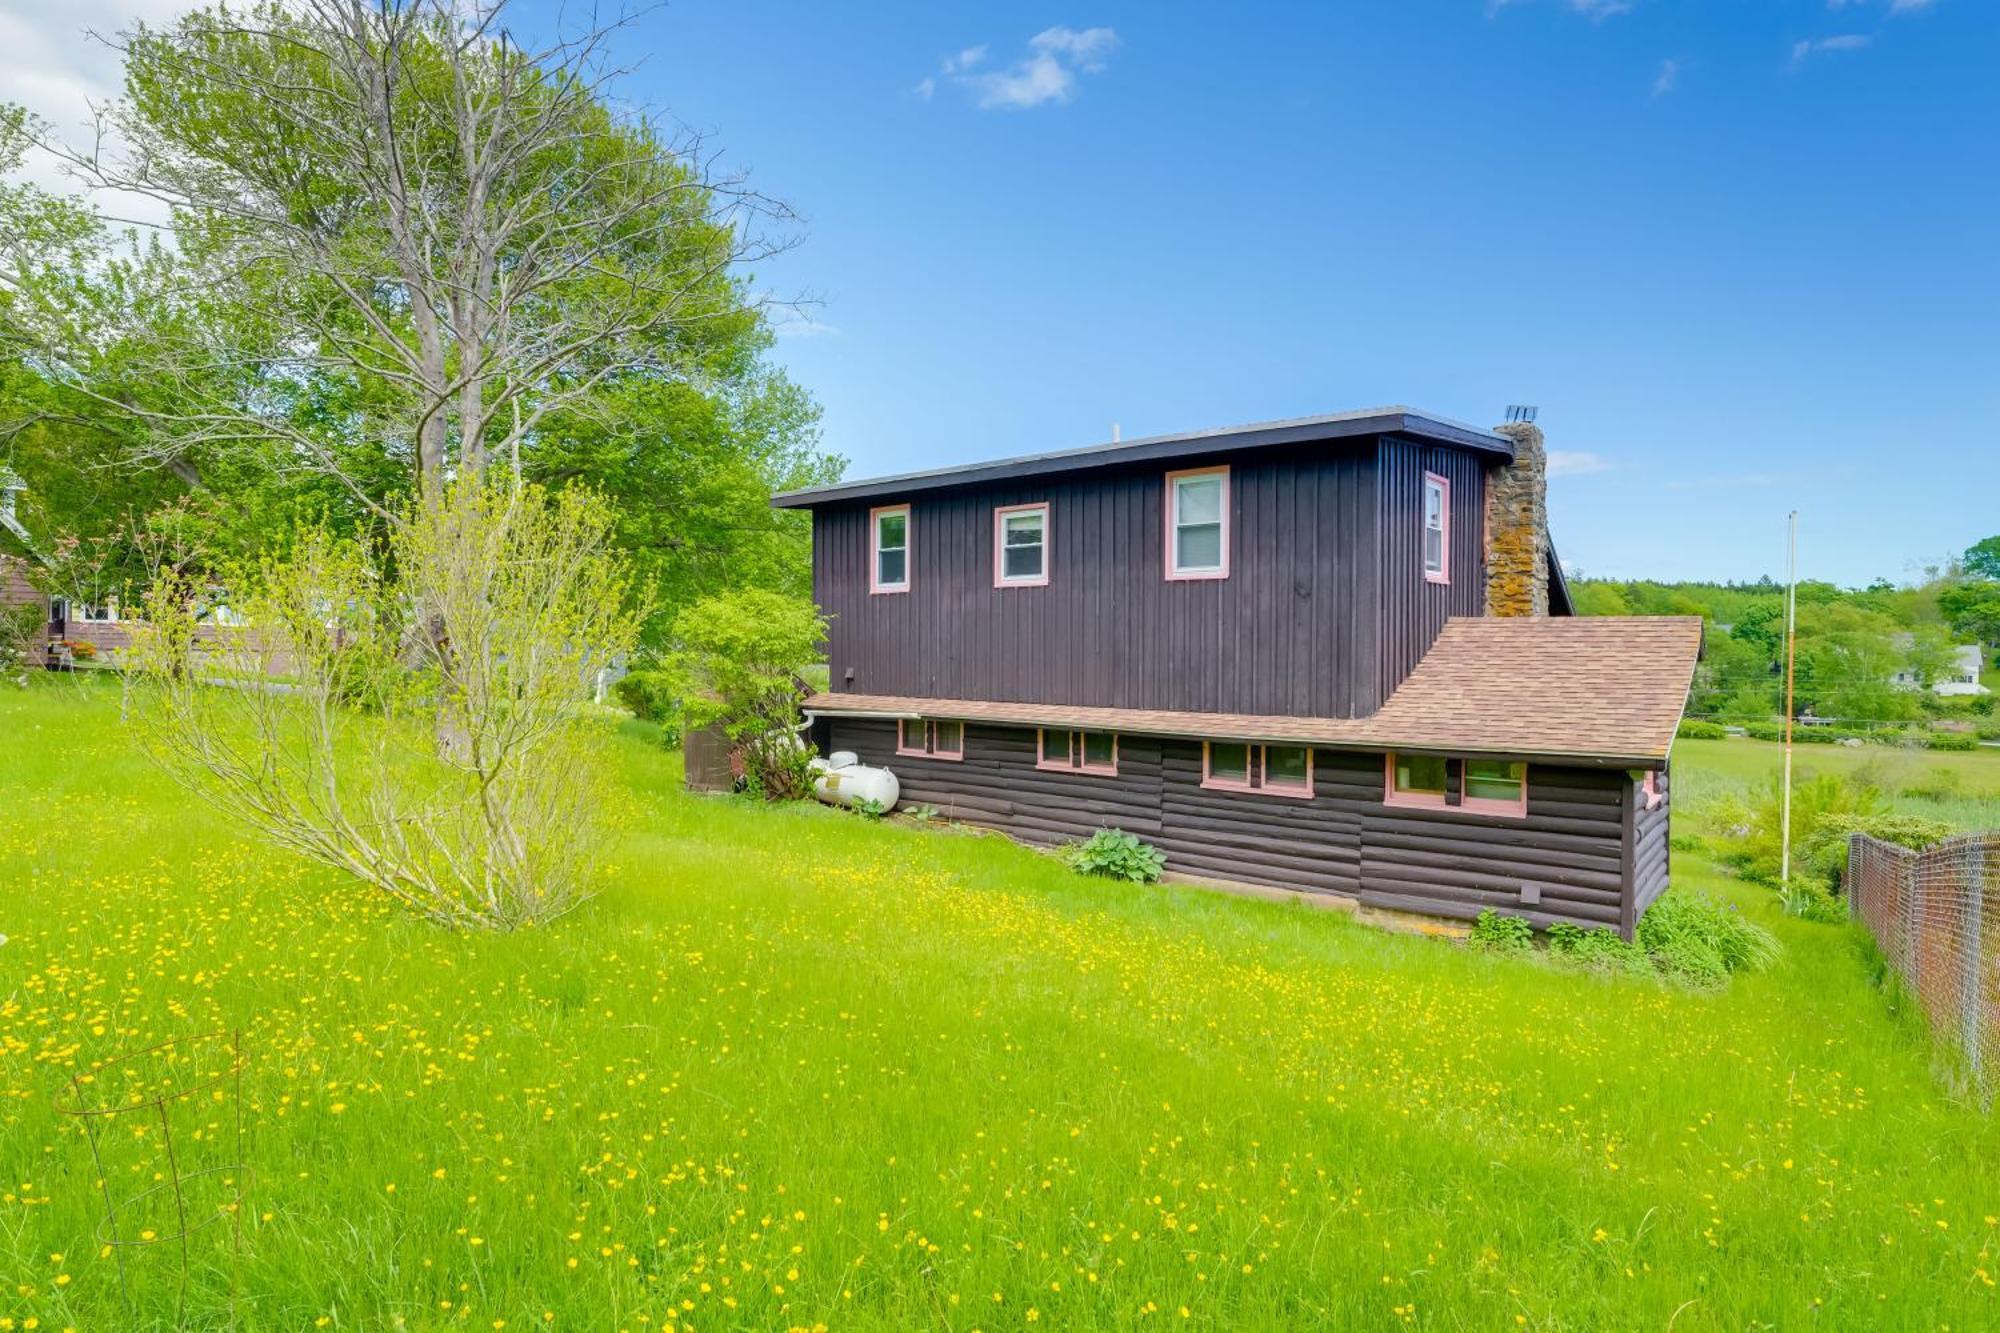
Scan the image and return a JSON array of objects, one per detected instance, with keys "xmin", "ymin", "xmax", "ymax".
[
  {"xmin": 613, "ymin": 669, "xmax": 675, "ymax": 723},
  {"xmin": 1546, "ymin": 922, "xmax": 1651, "ymax": 975},
  {"xmin": 0, "ymin": 603, "xmax": 40, "ymax": 684},
  {"xmin": 664, "ymin": 589, "xmax": 828, "ymax": 802},
  {"xmin": 1725, "ymin": 772, "xmax": 1886, "ymax": 884},
  {"xmin": 1061, "ymin": 828, "xmax": 1166, "ymax": 884},
  {"xmin": 1923, "ymin": 732, "xmax": 1978, "ymax": 752},
  {"xmin": 1468, "ymin": 910, "xmax": 1534, "ymax": 954},
  {"xmin": 1799, "ymin": 811, "xmax": 1957, "ymax": 889},
  {"xmin": 1676, "ymin": 719, "xmax": 1728, "ymax": 740},
  {"xmin": 1636, "ymin": 891, "xmax": 1780, "ymax": 987},
  {"xmin": 1780, "ymin": 880, "xmax": 1849, "ymax": 925},
  {"xmin": 1744, "ymin": 721, "xmax": 1785, "ymax": 743}
]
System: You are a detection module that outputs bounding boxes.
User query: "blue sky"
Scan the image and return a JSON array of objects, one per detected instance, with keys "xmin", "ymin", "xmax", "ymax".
[{"xmin": 16, "ymin": 0, "xmax": 1992, "ymax": 585}]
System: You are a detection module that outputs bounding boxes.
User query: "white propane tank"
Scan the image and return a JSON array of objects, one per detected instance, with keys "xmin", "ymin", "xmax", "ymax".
[
  {"xmin": 811, "ymin": 758, "xmax": 899, "ymax": 811},
  {"xmin": 826, "ymin": 751, "xmax": 859, "ymax": 770}
]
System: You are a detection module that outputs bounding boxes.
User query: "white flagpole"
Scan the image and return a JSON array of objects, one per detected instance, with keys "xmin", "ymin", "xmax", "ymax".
[{"xmin": 1780, "ymin": 510, "xmax": 1798, "ymax": 884}]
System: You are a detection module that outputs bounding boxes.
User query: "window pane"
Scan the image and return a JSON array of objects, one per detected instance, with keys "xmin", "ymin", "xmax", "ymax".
[
  {"xmin": 1265, "ymin": 745, "xmax": 1310, "ymax": 789},
  {"xmin": 1176, "ymin": 523, "xmax": 1222, "ymax": 571},
  {"xmin": 932, "ymin": 721, "xmax": 963, "ymax": 755},
  {"xmin": 1464, "ymin": 760, "xmax": 1524, "ymax": 802},
  {"xmin": 1004, "ymin": 543, "xmax": 1043, "ymax": 579},
  {"xmin": 1424, "ymin": 528, "xmax": 1443, "ymax": 572},
  {"xmin": 1004, "ymin": 512, "xmax": 1043, "ymax": 544},
  {"xmin": 878, "ymin": 548, "xmax": 907, "ymax": 585},
  {"xmin": 1176, "ymin": 476, "xmax": 1222, "ymax": 525},
  {"xmin": 899, "ymin": 719, "xmax": 919, "ymax": 750},
  {"xmin": 1394, "ymin": 754, "xmax": 1447, "ymax": 795},
  {"xmin": 1082, "ymin": 731, "xmax": 1115, "ymax": 767},
  {"xmin": 1424, "ymin": 482, "xmax": 1442, "ymax": 524},
  {"xmin": 1040, "ymin": 729, "xmax": 1070, "ymax": 766},
  {"xmin": 877, "ymin": 512, "xmax": 906, "ymax": 549},
  {"xmin": 1209, "ymin": 742, "xmax": 1250, "ymax": 782}
]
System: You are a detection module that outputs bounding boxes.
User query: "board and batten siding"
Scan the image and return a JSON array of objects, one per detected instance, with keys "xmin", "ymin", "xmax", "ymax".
[
  {"xmin": 1374, "ymin": 440, "xmax": 1487, "ymax": 698},
  {"xmin": 825, "ymin": 718, "xmax": 1640, "ymax": 933},
  {"xmin": 814, "ymin": 437, "xmax": 1489, "ymax": 720}
]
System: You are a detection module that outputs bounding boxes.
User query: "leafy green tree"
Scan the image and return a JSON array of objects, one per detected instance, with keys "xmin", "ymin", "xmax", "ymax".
[
  {"xmin": 1965, "ymin": 536, "xmax": 2000, "ymax": 581},
  {"xmin": 665, "ymin": 588, "xmax": 828, "ymax": 799},
  {"xmin": 1940, "ymin": 581, "xmax": 2000, "ymax": 648}
]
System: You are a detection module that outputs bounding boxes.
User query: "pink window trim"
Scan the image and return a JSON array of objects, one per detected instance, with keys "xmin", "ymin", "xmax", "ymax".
[
  {"xmin": 869, "ymin": 503, "xmax": 911, "ymax": 595},
  {"xmin": 1201, "ymin": 742, "xmax": 1313, "ymax": 799},
  {"xmin": 1422, "ymin": 471, "xmax": 1450, "ymax": 585},
  {"xmin": 897, "ymin": 717, "xmax": 965, "ymax": 762},
  {"xmin": 1035, "ymin": 728, "xmax": 1119, "ymax": 777},
  {"xmin": 1382, "ymin": 751, "xmax": 1449, "ymax": 809},
  {"xmin": 1382, "ymin": 752, "xmax": 1530, "ymax": 818},
  {"xmin": 993, "ymin": 502, "xmax": 1051, "ymax": 588},
  {"xmin": 1643, "ymin": 771, "xmax": 1663, "ymax": 810},
  {"xmin": 1164, "ymin": 466, "xmax": 1230, "ymax": 582}
]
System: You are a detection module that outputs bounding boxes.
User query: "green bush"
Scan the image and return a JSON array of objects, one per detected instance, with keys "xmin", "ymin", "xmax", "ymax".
[
  {"xmin": 1923, "ymin": 732, "xmax": 1978, "ymax": 752},
  {"xmin": 1468, "ymin": 910, "xmax": 1534, "ymax": 954},
  {"xmin": 1780, "ymin": 880, "xmax": 1849, "ymax": 925},
  {"xmin": 1798, "ymin": 811, "xmax": 1958, "ymax": 889},
  {"xmin": 1744, "ymin": 721, "xmax": 1785, "ymax": 743},
  {"xmin": 1636, "ymin": 891, "xmax": 1781, "ymax": 987},
  {"xmin": 1546, "ymin": 922, "xmax": 1651, "ymax": 975},
  {"xmin": 1720, "ymin": 772, "xmax": 1886, "ymax": 884},
  {"xmin": 613, "ymin": 669, "xmax": 675, "ymax": 722},
  {"xmin": 663, "ymin": 590, "xmax": 827, "ymax": 801},
  {"xmin": 1061, "ymin": 828, "xmax": 1167, "ymax": 884},
  {"xmin": 1676, "ymin": 719, "xmax": 1728, "ymax": 740}
]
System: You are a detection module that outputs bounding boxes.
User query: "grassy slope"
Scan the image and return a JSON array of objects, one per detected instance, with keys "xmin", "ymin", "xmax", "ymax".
[
  {"xmin": 1673, "ymin": 735, "xmax": 2000, "ymax": 831},
  {"xmin": 2, "ymin": 681, "xmax": 1997, "ymax": 1330}
]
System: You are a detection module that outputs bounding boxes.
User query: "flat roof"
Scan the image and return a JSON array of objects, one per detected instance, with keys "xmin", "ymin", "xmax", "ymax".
[{"xmin": 771, "ymin": 406, "xmax": 1515, "ymax": 510}]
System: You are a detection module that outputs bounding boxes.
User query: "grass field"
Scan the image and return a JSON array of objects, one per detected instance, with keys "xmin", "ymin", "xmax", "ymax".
[
  {"xmin": 3, "ymin": 679, "xmax": 1999, "ymax": 1330},
  {"xmin": 1672, "ymin": 734, "xmax": 2000, "ymax": 834}
]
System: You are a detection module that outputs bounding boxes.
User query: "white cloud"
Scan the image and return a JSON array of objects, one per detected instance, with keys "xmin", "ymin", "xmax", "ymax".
[
  {"xmin": 1548, "ymin": 451, "xmax": 1614, "ymax": 477},
  {"xmin": 0, "ymin": 0, "xmax": 199, "ymax": 219},
  {"xmin": 1487, "ymin": 0, "xmax": 1633, "ymax": 20},
  {"xmin": 1888, "ymin": 0, "xmax": 1935, "ymax": 12},
  {"xmin": 941, "ymin": 25, "xmax": 1118, "ymax": 111},
  {"xmin": 1650, "ymin": 57, "xmax": 1680, "ymax": 96},
  {"xmin": 1789, "ymin": 33, "xmax": 1872, "ymax": 68},
  {"xmin": 913, "ymin": 76, "xmax": 935, "ymax": 100}
]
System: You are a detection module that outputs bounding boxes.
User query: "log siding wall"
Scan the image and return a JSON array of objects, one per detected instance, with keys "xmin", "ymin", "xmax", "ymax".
[
  {"xmin": 1633, "ymin": 764, "xmax": 1672, "ymax": 915},
  {"xmin": 828, "ymin": 718, "xmax": 1643, "ymax": 933},
  {"xmin": 814, "ymin": 437, "xmax": 1489, "ymax": 719}
]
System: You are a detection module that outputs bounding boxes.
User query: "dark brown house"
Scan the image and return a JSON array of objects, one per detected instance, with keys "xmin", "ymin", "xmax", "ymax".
[{"xmin": 772, "ymin": 407, "xmax": 1700, "ymax": 936}]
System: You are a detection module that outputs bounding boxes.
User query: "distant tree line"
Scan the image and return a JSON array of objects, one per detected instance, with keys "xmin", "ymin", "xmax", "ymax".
[{"xmin": 1572, "ymin": 538, "xmax": 2000, "ymax": 725}]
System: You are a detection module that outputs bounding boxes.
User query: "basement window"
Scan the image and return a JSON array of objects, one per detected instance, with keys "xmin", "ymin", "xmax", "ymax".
[
  {"xmin": 898, "ymin": 718, "xmax": 963, "ymax": 761},
  {"xmin": 1202, "ymin": 741, "xmax": 1313, "ymax": 798},
  {"xmin": 994, "ymin": 503, "xmax": 1050, "ymax": 587},
  {"xmin": 871, "ymin": 504, "xmax": 910, "ymax": 594},
  {"xmin": 1166, "ymin": 467, "xmax": 1229, "ymax": 580},
  {"xmin": 1422, "ymin": 472, "xmax": 1449, "ymax": 584},
  {"xmin": 1038, "ymin": 728, "xmax": 1118, "ymax": 776}
]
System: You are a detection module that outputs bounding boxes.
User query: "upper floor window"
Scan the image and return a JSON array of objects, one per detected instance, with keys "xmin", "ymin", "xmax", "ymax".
[
  {"xmin": 994, "ymin": 503, "xmax": 1050, "ymax": 588},
  {"xmin": 871, "ymin": 504, "xmax": 910, "ymax": 595},
  {"xmin": 1038, "ymin": 728, "xmax": 1117, "ymax": 776},
  {"xmin": 898, "ymin": 717, "xmax": 963, "ymax": 761},
  {"xmin": 1166, "ymin": 467, "xmax": 1229, "ymax": 581},
  {"xmin": 1422, "ymin": 472, "xmax": 1449, "ymax": 584},
  {"xmin": 1202, "ymin": 741, "xmax": 1313, "ymax": 798}
]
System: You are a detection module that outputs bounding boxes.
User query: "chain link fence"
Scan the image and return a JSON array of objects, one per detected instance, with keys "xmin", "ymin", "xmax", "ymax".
[{"xmin": 1848, "ymin": 832, "xmax": 1999, "ymax": 1100}]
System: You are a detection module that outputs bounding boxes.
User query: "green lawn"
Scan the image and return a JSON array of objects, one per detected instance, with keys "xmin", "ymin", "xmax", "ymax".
[
  {"xmin": 1673, "ymin": 734, "xmax": 2000, "ymax": 833},
  {"xmin": 3, "ymin": 680, "xmax": 1998, "ymax": 1330}
]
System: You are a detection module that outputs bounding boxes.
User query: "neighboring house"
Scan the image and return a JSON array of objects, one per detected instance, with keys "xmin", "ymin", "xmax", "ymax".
[
  {"xmin": 1889, "ymin": 635, "xmax": 1990, "ymax": 697},
  {"xmin": 1, "ymin": 468, "xmax": 142, "ymax": 667},
  {"xmin": 773, "ymin": 406, "xmax": 1701, "ymax": 938},
  {"xmin": 1, "ymin": 468, "xmax": 55, "ymax": 661}
]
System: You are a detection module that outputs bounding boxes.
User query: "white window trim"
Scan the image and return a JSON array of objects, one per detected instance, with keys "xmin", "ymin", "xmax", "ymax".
[
  {"xmin": 1422, "ymin": 471, "xmax": 1450, "ymax": 585},
  {"xmin": 870, "ymin": 503, "xmax": 911, "ymax": 595},
  {"xmin": 993, "ymin": 502, "xmax": 1051, "ymax": 588},
  {"xmin": 1165, "ymin": 466, "xmax": 1230, "ymax": 581}
]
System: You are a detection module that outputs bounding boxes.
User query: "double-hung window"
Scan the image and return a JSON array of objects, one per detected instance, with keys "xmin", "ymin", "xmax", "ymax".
[
  {"xmin": 871, "ymin": 504, "xmax": 910, "ymax": 594},
  {"xmin": 897, "ymin": 718, "xmax": 963, "ymax": 761},
  {"xmin": 994, "ymin": 503, "xmax": 1050, "ymax": 587},
  {"xmin": 1202, "ymin": 741, "xmax": 1313, "ymax": 798},
  {"xmin": 1038, "ymin": 728, "xmax": 1117, "ymax": 776},
  {"xmin": 1385, "ymin": 752, "xmax": 1528, "ymax": 818},
  {"xmin": 1166, "ymin": 467, "xmax": 1229, "ymax": 580},
  {"xmin": 1421, "ymin": 472, "xmax": 1449, "ymax": 583}
]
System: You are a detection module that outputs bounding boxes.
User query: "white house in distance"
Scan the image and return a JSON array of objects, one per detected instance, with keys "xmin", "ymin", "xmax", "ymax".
[{"xmin": 1890, "ymin": 635, "xmax": 1991, "ymax": 697}]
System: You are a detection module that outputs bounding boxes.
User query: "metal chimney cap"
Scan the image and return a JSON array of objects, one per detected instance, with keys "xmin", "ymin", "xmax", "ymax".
[{"xmin": 1503, "ymin": 405, "xmax": 1538, "ymax": 424}]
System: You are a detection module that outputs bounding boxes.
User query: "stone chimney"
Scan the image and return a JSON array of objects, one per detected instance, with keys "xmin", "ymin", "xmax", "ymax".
[{"xmin": 1484, "ymin": 420, "xmax": 1549, "ymax": 617}]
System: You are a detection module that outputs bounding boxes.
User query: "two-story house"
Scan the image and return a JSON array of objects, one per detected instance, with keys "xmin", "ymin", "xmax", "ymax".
[{"xmin": 772, "ymin": 407, "xmax": 1700, "ymax": 937}]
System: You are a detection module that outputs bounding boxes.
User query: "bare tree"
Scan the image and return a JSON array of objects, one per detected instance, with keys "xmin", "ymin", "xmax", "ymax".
[
  {"xmin": 126, "ymin": 477, "xmax": 642, "ymax": 929},
  {"xmin": 23, "ymin": 0, "xmax": 795, "ymax": 509}
]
